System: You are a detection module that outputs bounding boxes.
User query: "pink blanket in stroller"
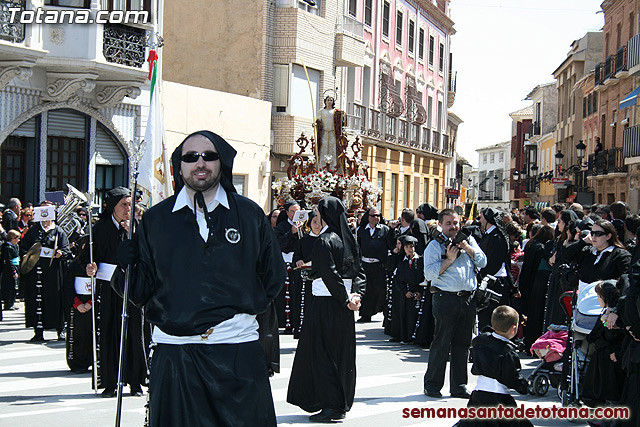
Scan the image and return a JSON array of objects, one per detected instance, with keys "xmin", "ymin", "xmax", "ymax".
[{"xmin": 530, "ymin": 330, "xmax": 568, "ymax": 362}]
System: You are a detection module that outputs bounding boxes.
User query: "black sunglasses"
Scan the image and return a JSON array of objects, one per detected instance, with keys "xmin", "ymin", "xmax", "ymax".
[
  {"xmin": 370, "ymin": 214, "xmax": 381, "ymax": 217},
  {"xmin": 181, "ymin": 151, "xmax": 220, "ymax": 163},
  {"xmin": 591, "ymin": 230, "xmax": 607, "ymax": 237}
]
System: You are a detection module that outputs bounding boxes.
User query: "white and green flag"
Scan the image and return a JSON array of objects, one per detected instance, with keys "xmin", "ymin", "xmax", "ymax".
[{"xmin": 139, "ymin": 49, "xmax": 173, "ymax": 204}]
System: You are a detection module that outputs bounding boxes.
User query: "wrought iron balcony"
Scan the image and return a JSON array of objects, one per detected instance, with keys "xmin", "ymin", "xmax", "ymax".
[
  {"xmin": 432, "ymin": 131, "xmax": 441, "ymax": 153},
  {"xmin": 623, "ymin": 124, "xmax": 640, "ymax": 157},
  {"xmin": 367, "ymin": 109, "xmax": 381, "ymax": 139},
  {"xmin": 628, "ymin": 34, "xmax": 640, "ymax": 74},
  {"xmin": 587, "ymin": 146, "xmax": 627, "ymax": 175},
  {"xmin": 0, "ymin": 0, "xmax": 25, "ymax": 43},
  {"xmin": 422, "ymin": 127, "xmax": 431, "ymax": 151},
  {"xmin": 103, "ymin": 24, "xmax": 146, "ymax": 68},
  {"xmin": 398, "ymin": 119, "xmax": 409, "ymax": 145},
  {"xmin": 616, "ymin": 45, "xmax": 628, "ymax": 74},
  {"xmin": 595, "ymin": 62, "xmax": 603, "ymax": 86}
]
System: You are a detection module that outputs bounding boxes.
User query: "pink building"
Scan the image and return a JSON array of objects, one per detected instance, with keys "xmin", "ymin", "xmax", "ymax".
[{"xmin": 341, "ymin": 0, "xmax": 457, "ymax": 215}]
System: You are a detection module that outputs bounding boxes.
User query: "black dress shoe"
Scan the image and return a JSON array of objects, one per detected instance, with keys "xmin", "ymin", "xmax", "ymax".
[
  {"xmin": 450, "ymin": 390, "xmax": 471, "ymax": 399},
  {"xmin": 130, "ymin": 386, "xmax": 143, "ymax": 397},
  {"xmin": 101, "ymin": 388, "xmax": 116, "ymax": 398},
  {"xmin": 388, "ymin": 338, "xmax": 402, "ymax": 343},
  {"xmin": 423, "ymin": 389, "xmax": 442, "ymax": 398},
  {"xmin": 309, "ymin": 409, "xmax": 346, "ymax": 422},
  {"xmin": 29, "ymin": 334, "xmax": 45, "ymax": 343}
]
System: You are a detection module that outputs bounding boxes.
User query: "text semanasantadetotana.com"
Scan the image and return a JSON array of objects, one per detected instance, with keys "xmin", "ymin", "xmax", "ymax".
[{"xmin": 402, "ymin": 405, "xmax": 630, "ymax": 420}]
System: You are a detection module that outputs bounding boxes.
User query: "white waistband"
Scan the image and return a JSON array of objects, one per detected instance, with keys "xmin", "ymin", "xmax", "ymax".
[
  {"xmin": 151, "ymin": 313, "xmax": 259, "ymax": 345},
  {"xmin": 96, "ymin": 263, "xmax": 117, "ymax": 281},
  {"xmin": 312, "ymin": 278, "xmax": 352, "ymax": 296},
  {"xmin": 362, "ymin": 257, "xmax": 380, "ymax": 263},
  {"xmin": 282, "ymin": 252, "xmax": 294, "ymax": 264},
  {"xmin": 475, "ymin": 375, "xmax": 510, "ymax": 395},
  {"xmin": 74, "ymin": 277, "xmax": 93, "ymax": 295}
]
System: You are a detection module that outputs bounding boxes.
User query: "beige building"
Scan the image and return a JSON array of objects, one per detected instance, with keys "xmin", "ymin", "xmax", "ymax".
[
  {"xmin": 162, "ymin": 0, "xmax": 362, "ymax": 190},
  {"xmin": 552, "ymin": 31, "xmax": 602, "ymax": 205},
  {"xmin": 162, "ymin": 82, "xmax": 273, "ymax": 209}
]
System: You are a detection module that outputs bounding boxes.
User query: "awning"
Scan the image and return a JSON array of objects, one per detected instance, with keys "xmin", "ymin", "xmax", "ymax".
[{"xmin": 620, "ymin": 86, "xmax": 640, "ymax": 109}]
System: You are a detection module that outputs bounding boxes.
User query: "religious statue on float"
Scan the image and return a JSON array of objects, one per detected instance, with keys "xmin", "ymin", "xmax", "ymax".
[{"xmin": 315, "ymin": 91, "xmax": 347, "ymax": 173}]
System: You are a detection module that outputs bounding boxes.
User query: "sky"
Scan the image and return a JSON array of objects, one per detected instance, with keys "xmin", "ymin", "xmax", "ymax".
[{"xmin": 450, "ymin": 0, "xmax": 605, "ymax": 167}]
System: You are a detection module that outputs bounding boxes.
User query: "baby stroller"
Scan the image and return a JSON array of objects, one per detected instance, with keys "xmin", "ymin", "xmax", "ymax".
[
  {"xmin": 528, "ymin": 325, "xmax": 568, "ymax": 397},
  {"xmin": 559, "ymin": 281, "xmax": 602, "ymax": 408}
]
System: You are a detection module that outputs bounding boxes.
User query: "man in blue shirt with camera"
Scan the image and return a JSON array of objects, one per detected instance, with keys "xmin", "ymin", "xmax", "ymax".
[{"xmin": 423, "ymin": 209, "xmax": 487, "ymax": 399}]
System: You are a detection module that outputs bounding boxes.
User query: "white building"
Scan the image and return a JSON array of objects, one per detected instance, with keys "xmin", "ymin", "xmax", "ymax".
[
  {"xmin": 476, "ymin": 141, "xmax": 511, "ymax": 211},
  {"xmin": 0, "ymin": 0, "xmax": 155, "ymax": 206}
]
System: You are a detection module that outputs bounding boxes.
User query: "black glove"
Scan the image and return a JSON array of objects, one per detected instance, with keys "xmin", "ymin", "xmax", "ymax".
[{"xmin": 117, "ymin": 239, "xmax": 139, "ymax": 269}]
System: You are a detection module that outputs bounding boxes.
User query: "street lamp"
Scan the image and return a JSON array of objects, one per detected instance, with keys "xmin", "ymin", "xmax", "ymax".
[{"xmin": 556, "ymin": 140, "xmax": 589, "ymax": 175}]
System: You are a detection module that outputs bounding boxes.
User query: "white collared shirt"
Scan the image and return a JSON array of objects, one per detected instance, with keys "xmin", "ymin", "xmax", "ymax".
[
  {"xmin": 172, "ymin": 185, "xmax": 229, "ymax": 241},
  {"xmin": 365, "ymin": 222, "xmax": 379, "ymax": 236},
  {"xmin": 399, "ymin": 225, "xmax": 410, "ymax": 234},
  {"xmin": 593, "ymin": 245, "xmax": 615, "ymax": 264}
]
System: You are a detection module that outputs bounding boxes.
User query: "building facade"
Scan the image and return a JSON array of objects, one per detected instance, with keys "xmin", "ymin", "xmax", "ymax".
[
  {"xmin": 0, "ymin": 0, "xmax": 153, "ymax": 206},
  {"xmin": 162, "ymin": 82, "xmax": 273, "ymax": 208},
  {"xmin": 592, "ymin": 0, "xmax": 638, "ymax": 206},
  {"xmin": 509, "ymin": 105, "xmax": 532, "ymax": 209},
  {"xmin": 552, "ymin": 31, "xmax": 602, "ymax": 205},
  {"xmin": 476, "ymin": 141, "xmax": 510, "ymax": 211},
  {"xmin": 162, "ymin": 0, "xmax": 457, "ymax": 216},
  {"xmin": 350, "ymin": 0, "xmax": 457, "ymax": 218}
]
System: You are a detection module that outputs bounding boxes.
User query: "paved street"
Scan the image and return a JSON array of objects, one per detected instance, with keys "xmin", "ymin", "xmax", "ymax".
[{"xmin": 0, "ymin": 304, "xmax": 586, "ymax": 427}]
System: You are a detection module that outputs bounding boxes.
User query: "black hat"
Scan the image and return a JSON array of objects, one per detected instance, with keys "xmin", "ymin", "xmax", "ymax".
[
  {"xmin": 102, "ymin": 186, "xmax": 130, "ymax": 218},
  {"xmin": 171, "ymin": 130, "xmax": 238, "ymax": 195},
  {"xmin": 399, "ymin": 235, "xmax": 418, "ymax": 246},
  {"xmin": 482, "ymin": 207, "xmax": 499, "ymax": 226}
]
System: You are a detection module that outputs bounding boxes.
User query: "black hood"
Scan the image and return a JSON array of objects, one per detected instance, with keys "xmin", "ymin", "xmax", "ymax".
[
  {"xmin": 101, "ymin": 186, "xmax": 130, "ymax": 219},
  {"xmin": 171, "ymin": 130, "xmax": 238, "ymax": 195},
  {"xmin": 417, "ymin": 203, "xmax": 438, "ymax": 221},
  {"xmin": 318, "ymin": 196, "xmax": 361, "ymax": 278}
]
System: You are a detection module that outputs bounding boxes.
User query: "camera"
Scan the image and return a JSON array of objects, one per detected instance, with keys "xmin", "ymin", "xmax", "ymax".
[{"xmin": 475, "ymin": 274, "xmax": 502, "ymax": 311}]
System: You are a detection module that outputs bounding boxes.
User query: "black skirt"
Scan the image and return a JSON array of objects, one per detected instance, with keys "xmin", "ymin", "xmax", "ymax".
[
  {"xmin": 287, "ymin": 296, "xmax": 356, "ymax": 413},
  {"xmin": 148, "ymin": 340, "xmax": 276, "ymax": 427},
  {"xmin": 455, "ymin": 390, "xmax": 533, "ymax": 427}
]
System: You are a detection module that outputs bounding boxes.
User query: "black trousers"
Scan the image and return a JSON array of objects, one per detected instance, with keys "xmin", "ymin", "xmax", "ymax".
[
  {"xmin": 359, "ymin": 262, "xmax": 387, "ymax": 318},
  {"xmin": 424, "ymin": 291, "xmax": 476, "ymax": 395},
  {"xmin": 477, "ymin": 277, "xmax": 512, "ymax": 332}
]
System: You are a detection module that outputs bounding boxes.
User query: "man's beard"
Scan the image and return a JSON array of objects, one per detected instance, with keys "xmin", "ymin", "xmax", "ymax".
[{"xmin": 183, "ymin": 168, "xmax": 221, "ymax": 192}]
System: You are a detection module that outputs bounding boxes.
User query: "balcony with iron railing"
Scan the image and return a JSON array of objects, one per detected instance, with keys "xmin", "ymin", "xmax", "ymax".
[
  {"xmin": 595, "ymin": 62, "xmax": 603, "ymax": 87},
  {"xmin": 587, "ymin": 146, "xmax": 628, "ymax": 176},
  {"xmin": 447, "ymin": 70, "xmax": 456, "ymax": 108},
  {"xmin": 422, "ymin": 126, "xmax": 431, "ymax": 151},
  {"xmin": 432, "ymin": 131, "xmax": 441, "ymax": 153},
  {"xmin": 628, "ymin": 33, "xmax": 640, "ymax": 76},
  {"xmin": 0, "ymin": 0, "xmax": 25, "ymax": 43},
  {"xmin": 623, "ymin": 124, "xmax": 640, "ymax": 158},
  {"xmin": 604, "ymin": 54, "xmax": 617, "ymax": 85},
  {"xmin": 616, "ymin": 45, "xmax": 628, "ymax": 77},
  {"xmin": 345, "ymin": 104, "xmax": 452, "ymax": 158}
]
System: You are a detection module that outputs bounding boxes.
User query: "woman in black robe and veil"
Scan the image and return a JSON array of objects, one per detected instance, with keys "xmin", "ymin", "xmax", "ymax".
[{"xmin": 287, "ymin": 196, "xmax": 366, "ymax": 422}]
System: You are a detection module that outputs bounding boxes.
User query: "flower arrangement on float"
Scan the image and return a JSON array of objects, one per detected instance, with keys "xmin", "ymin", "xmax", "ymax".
[{"xmin": 271, "ymin": 134, "xmax": 382, "ymax": 211}]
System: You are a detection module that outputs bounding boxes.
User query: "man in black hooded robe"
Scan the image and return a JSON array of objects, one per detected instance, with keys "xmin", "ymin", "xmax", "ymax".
[
  {"xmin": 117, "ymin": 131, "xmax": 285, "ymax": 427},
  {"xmin": 83, "ymin": 187, "xmax": 150, "ymax": 396},
  {"xmin": 287, "ymin": 196, "xmax": 366, "ymax": 422},
  {"xmin": 478, "ymin": 208, "xmax": 518, "ymax": 331}
]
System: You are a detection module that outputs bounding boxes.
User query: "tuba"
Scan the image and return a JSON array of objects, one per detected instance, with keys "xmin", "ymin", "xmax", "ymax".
[{"xmin": 57, "ymin": 183, "xmax": 89, "ymax": 239}]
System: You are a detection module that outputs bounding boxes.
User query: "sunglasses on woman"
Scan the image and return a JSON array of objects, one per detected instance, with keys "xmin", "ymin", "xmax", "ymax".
[
  {"xmin": 591, "ymin": 230, "xmax": 607, "ymax": 237},
  {"xmin": 181, "ymin": 151, "xmax": 220, "ymax": 163}
]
